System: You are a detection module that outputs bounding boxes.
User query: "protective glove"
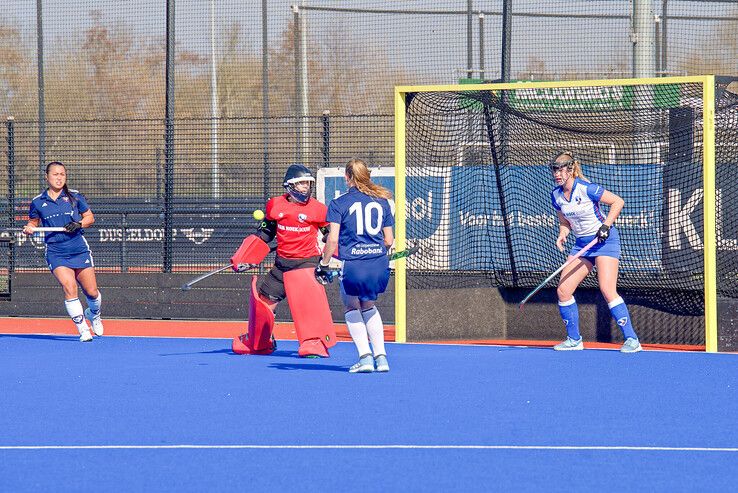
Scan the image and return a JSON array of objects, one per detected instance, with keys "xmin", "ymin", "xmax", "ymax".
[
  {"xmin": 315, "ymin": 262, "xmax": 336, "ymax": 285},
  {"xmin": 233, "ymin": 263, "xmax": 256, "ymax": 273},
  {"xmin": 596, "ymin": 224, "xmax": 610, "ymax": 243},
  {"xmin": 64, "ymin": 221, "xmax": 82, "ymax": 233}
]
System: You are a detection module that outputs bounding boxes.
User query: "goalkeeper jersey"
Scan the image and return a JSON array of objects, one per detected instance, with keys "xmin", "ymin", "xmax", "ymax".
[{"xmin": 266, "ymin": 194, "xmax": 328, "ymax": 259}]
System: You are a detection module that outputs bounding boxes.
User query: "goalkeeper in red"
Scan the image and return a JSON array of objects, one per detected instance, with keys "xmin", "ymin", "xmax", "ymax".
[{"xmin": 230, "ymin": 164, "xmax": 336, "ymax": 358}]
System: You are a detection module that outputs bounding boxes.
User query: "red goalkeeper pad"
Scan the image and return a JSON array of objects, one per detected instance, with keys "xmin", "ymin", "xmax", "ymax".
[
  {"xmin": 284, "ymin": 268, "xmax": 336, "ymax": 349},
  {"xmin": 232, "ymin": 276, "xmax": 276, "ymax": 355},
  {"xmin": 230, "ymin": 235, "xmax": 271, "ymax": 271}
]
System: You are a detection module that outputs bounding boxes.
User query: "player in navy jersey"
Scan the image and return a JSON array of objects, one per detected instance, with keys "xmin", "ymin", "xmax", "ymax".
[
  {"xmin": 22, "ymin": 161, "xmax": 103, "ymax": 342},
  {"xmin": 318, "ymin": 159, "xmax": 395, "ymax": 372},
  {"xmin": 549, "ymin": 151, "xmax": 641, "ymax": 353}
]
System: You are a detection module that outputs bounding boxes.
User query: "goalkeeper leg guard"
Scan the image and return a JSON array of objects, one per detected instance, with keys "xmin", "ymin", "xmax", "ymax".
[
  {"xmin": 284, "ymin": 268, "xmax": 336, "ymax": 358},
  {"xmin": 232, "ymin": 276, "xmax": 277, "ymax": 355}
]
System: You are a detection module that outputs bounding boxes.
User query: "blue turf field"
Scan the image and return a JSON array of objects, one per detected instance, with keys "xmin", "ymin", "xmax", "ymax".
[{"xmin": 1, "ymin": 335, "xmax": 736, "ymax": 491}]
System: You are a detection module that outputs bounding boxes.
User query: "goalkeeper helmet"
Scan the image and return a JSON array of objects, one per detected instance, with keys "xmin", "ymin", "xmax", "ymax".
[{"xmin": 283, "ymin": 164, "xmax": 315, "ymax": 204}]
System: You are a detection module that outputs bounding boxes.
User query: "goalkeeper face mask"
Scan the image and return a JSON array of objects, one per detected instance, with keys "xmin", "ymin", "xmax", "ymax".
[
  {"xmin": 549, "ymin": 157, "xmax": 575, "ymax": 185},
  {"xmin": 283, "ymin": 163, "xmax": 315, "ymax": 204}
]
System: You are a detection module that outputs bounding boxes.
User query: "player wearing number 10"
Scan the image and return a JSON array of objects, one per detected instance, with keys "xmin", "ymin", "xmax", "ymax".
[
  {"xmin": 319, "ymin": 159, "xmax": 395, "ymax": 373},
  {"xmin": 549, "ymin": 151, "xmax": 641, "ymax": 353}
]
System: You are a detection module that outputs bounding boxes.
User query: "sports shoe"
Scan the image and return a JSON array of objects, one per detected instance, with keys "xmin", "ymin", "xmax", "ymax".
[
  {"xmin": 374, "ymin": 354, "xmax": 389, "ymax": 372},
  {"xmin": 620, "ymin": 337, "xmax": 642, "ymax": 353},
  {"xmin": 349, "ymin": 354, "xmax": 374, "ymax": 373},
  {"xmin": 553, "ymin": 337, "xmax": 584, "ymax": 351},
  {"xmin": 78, "ymin": 327, "xmax": 93, "ymax": 342},
  {"xmin": 84, "ymin": 308, "xmax": 104, "ymax": 336}
]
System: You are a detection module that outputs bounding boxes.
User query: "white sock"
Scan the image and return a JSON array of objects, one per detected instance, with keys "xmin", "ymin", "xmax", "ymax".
[
  {"xmin": 64, "ymin": 298, "xmax": 89, "ymax": 333},
  {"xmin": 86, "ymin": 291, "xmax": 102, "ymax": 316},
  {"xmin": 345, "ymin": 309, "xmax": 371, "ymax": 357},
  {"xmin": 362, "ymin": 307, "xmax": 386, "ymax": 357}
]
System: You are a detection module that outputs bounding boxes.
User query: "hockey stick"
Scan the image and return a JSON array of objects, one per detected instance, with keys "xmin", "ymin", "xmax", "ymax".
[
  {"xmin": 180, "ymin": 244, "xmax": 277, "ymax": 291},
  {"xmin": 1, "ymin": 227, "xmax": 67, "ymax": 233},
  {"xmin": 518, "ymin": 237, "xmax": 598, "ymax": 310},
  {"xmin": 315, "ymin": 243, "xmax": 421, "ymax": 285},
  {"xmin": 180, "ymin": 264, "xmax": 233, "ymax": 291},
  {"xmin": 389, "ymin": 243, "xmax": 420, "ymax": 261}
]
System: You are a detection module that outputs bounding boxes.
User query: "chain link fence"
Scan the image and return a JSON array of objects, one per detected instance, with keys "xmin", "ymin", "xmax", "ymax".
[
  {"xmin": 1, "ymin": 115, "xmax": 393, "ymax": 272},
  {"xmin": 2, "ymin": 0, "xmax": 737, "ymax": 273}
]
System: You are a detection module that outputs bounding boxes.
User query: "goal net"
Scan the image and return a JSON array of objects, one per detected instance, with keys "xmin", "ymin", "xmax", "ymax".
[{"xmin": 394, "ymin": 76, "xmax": 738, "ymax": 350}]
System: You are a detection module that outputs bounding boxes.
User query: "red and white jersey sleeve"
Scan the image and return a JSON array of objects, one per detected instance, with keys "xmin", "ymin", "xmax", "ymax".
[{"xmin": 266, "ymin": 194, "xmax": 328, "ymax": 259}]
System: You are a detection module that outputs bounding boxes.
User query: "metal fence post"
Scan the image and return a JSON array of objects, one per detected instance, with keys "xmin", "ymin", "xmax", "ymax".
[
  {"xmin": 163, "ymin": 0, "xmax": 175, "ymax": 272},
  {"xmin": 6, "ymin": 117, "xmax": 15, "ymax": 226},
  {"xmin": 262, "ymin": 0, "xmax": 270, "ymax": 203},
  {"xmin": 121, "ymin": 212, "xmax": 128, "ymax": 273},
  {"xmin": 6, "ymin": 117, "xmax": 15, "ymax": 274},
  {"xmin": 478, "ymin": 12, "xmax": 485, "ymax": 80},
  {"xmin": 36, "ymin": 0, "xmax": 46, "ymax": 188},
  {"xmin": 322, "ymin": 110, "xmax": 330, "ymax": 167}
]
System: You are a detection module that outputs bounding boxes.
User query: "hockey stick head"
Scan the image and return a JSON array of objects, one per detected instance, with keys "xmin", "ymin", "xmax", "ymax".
[{"xmin": 389, "ymin": 243, "xmax": 420, "ymax": 261}]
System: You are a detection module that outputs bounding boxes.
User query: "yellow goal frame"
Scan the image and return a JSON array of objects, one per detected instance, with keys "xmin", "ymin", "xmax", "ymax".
[{"xmin": 394, "ymin": 75, "xmax": 717, "ymax": 352}]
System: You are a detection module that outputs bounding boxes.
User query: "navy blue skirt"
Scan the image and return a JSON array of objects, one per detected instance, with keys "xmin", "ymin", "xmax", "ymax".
[
  {"xmin": 341, "ymin": 255, "xmax": 390, "ymax": 302},
  {"xmin": 45, "ymin": 237, "xmax": 94, "ymax": 271}
]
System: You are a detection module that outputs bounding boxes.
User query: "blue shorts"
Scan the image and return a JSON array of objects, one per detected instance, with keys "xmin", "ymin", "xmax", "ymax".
[
  {"xmin": 570, "ymin": 226, "xmax": 621, "ymax": 261},
  {"xmin": 45, "ymin": 237, "xmax": 94, "ymax": 271},
  {"xmin": 341, "ymin": 255, "xmax": 390, "ymax": 302}
]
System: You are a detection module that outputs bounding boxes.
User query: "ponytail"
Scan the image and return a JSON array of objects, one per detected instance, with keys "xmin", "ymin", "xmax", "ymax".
[
  {"xmin": 572, "ymin": 161, "xmax": 587, "ymax": 181},
  {"xmin": 345, "ymin": 159, "xmax": 393, "ymax": 200}
]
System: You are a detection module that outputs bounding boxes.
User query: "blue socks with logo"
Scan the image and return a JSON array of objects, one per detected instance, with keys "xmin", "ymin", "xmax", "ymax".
[
  {"xmin": 558, "ymin": 297, "xmax": 580, "ymax": 340},
  {"xmin": 608, "ymin": 296, "xmax": 637, "ymax": 340}
]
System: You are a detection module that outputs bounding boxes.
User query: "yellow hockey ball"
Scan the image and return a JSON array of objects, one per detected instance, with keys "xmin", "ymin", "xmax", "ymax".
[{"xmin": 253, "ymin": 209, "xmax": 265, "ymax": 221}]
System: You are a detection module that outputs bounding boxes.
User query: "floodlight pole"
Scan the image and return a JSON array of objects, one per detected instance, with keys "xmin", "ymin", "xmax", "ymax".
[
  {"xmin": 35, "ymin": 0, "xmax": 46, "ymax": 188},
  {"xmin": 632, "ymin": 0, "xmax": 656, "ymax": 78},
  {"xmin": 501, "ymin": 0, "xmax": 511, "ymax": 82},
  {"xmin": 293, "ymin": 3, "xmax": 309, "ymax": 164},
  {"xmin": 210, "ymin": 0, "xmax": 219, "ymax": 200},
  {"xmin": 466, "ymin": 0, "xmax": 473, "ymax": 79},
  {"xmin": 478, "ymin": 13, "xmax": 485, "ymax": 80},
  {"xmin": 262, "ymin": 0, "xmax": 270, "ymax": 203}
]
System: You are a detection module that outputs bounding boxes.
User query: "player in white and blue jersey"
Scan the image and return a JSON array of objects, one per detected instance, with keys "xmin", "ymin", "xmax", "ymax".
[
  {"xmin": 23, "ymin": 162, "xmax": 103, "ymax": 342},
  {"xmin": 318, "ymin": 159, "xmax": 395, "ymax": 373},
  {"xmin": 549, "ymin": 151, "xmax": 641, "ymax": 353}
]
